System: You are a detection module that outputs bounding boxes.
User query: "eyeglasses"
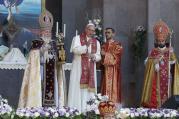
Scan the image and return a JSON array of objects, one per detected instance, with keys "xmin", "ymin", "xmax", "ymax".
[{"xmin": 87, "ymin": 28, "xmax": 95, "ymax": 32}]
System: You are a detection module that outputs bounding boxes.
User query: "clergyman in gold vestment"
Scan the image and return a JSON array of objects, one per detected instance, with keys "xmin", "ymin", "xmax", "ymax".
[{"xmin": 141, "ymin": 20, "xmax": 179, "ymax": 108}]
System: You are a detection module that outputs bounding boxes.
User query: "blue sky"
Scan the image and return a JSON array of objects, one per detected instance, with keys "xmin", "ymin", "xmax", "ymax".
[{"xmin": 0, "ymin": 0, "xmax": 41, "ymax": 14}]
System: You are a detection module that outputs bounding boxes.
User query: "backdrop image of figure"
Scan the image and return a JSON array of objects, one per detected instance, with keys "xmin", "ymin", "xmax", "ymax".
[{"xmin": 0, "ymin": 0, "xmax": 41, "ymax": 55}]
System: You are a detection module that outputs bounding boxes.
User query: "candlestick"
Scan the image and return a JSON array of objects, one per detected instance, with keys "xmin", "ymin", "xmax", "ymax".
[
  {"xmin": 56, "ymin": 22, "xmax": 59, "ymax": 36},
  {"xmin": 63, "ymin": 24, "xmax": 66, "ymax": 38}
]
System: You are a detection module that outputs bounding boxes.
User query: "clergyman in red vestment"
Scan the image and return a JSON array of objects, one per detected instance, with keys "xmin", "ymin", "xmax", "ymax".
[
  {"xmin": 101, "ymin": 28, "xmax": 123, "ymax": 104},
  {"xmin": 141, "ymin": 20, "xmax": 179, "ymax": 108}
]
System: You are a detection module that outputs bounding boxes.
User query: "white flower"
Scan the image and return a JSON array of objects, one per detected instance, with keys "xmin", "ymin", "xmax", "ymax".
[
  {"xmin": 170, "ymin": 110, "xmax": 177, "ymax": 117},
  {"xmin": 94, "ymin": 100, "xmax": 99, "ymax": 104},
  {"xmin": 75, "ymin": 111, "xmax": 80, "ymax": 115},
  {"xmin": 34, "ymin": 112, "xmax": 40, "ymax": 117},
  {"xmin": 53, "ymin": 112, "xmax": 59, "ymax": 118},
  {"xmin": 140, "ymin": 111, "xmax": 148, "ymax": 117},
  {"xmin": 121, "ymin": 108, "xmax": 130, "ymax": 116},
  {"xmin": 11, "ymin": 114, "xmax": 14, "ymax": 119},
  {"xmin": 116, "ymin": 114, "xmax": 121, "ymax": 119},
  {"xmin": 134, "ymin": 112, "xmax": 139, "ymax": 117},
  {"xmin": 101, "ymin": 95, "xmax": 109, "ymax": 101},
  {"xmin": 45, "ymin": 112, "xmax": 50, "ymax": 117},
  {"xmin": 98, "ymin": 27, "xmax": 102, "ymax": 31},
  {"xmin": 97, "ymin": 95, "xmax": 102, "ymax": 100},
  {"xmin": 93, "ymin": 19, "xmax": 100, "ymax": 25},
  {"xmin": 151, "ymin": 112, "xmax": 162, "ymax": 118},
  {"xmin": 86, "ymin": 105, "xmax": 92, "ymax": 112},
  {"xmin": 136, "ymin": 25, "xmax": 145, "ymax": 32},
  {"xmin": 65, "ymin": 112, "xmax": 70, "ymax": 117},
  {"xmin": 117, "ymin": 110, "xmax": 130, "ymax": 119},
  {"xmin": 0, "ymin": 102, "xmax": 3, "ymax": 106},
  {"xmin": 93, "ymin": 19, "xmax": 97, "ymax": 23},
  {"xmin": 88, "ymin": 20, "xmax": 92, "ymax": 24},
  {"xmin": 91, "ymin": 95, "xmax": 96, "ymax": 100},
  {"xmin": 3, "ymin": 99, "xmax": 8, "ymax": 103},
  {"xmin": 130, "ymin": 113, "xmax": 135, "ymax": 118},
  {"xmin": 156, "ymin": 113, "xmax": 162, "ymax": 117},
  {"xmin": 95, "ymin": 109, "xmax": 100, "ymax": 114},
  {"xmin": 19, "ymin": 112, "xmax": 24, "ymax": 117},
  {"xmin": 97, "ymin": 93, "xmax": 101, "ymax": 97},
  {"xmin": 25, "ymin": 113, "xmax": 30, "ymax": 117},
  {"xmin": 97, "ymin": 19, "xmax": 101, "ymax": 23},
  {"xmin": 163, "ymin": 113, "xmax": 170, "ymax": 118},
  {"xmin": 49, "ymin": 107, "xmax": 55, "ymax": 113}
]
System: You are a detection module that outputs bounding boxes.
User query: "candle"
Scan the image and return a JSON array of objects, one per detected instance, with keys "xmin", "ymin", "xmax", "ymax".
[
  {"xmin": 56, "ymin": 22, "xmax": 59, "ymax": 36},
  {"xmin": 75, "ymin": 30, "xmax": 78, "ymax": 37},
  {"xmin": 63, "ymin": 24, "xmax": 66, "ymax": 38}
]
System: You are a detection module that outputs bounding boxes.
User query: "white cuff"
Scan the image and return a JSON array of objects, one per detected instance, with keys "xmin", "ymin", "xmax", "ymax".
[
  {"xmin": 144, "ymin": 57, "xmax": 148, "ymax": 65},
  {"xmin": 170, "ymin": 60, "xmax": 176, "ymax": 64},
  {"xmin": 155, "ymin": 63, "xmax": 160, "ymax": 72}
]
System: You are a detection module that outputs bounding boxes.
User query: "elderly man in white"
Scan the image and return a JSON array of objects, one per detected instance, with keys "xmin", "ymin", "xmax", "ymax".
[{"xmin": 68, "ymin": 23, "xmax": 101, "ymax": 112}]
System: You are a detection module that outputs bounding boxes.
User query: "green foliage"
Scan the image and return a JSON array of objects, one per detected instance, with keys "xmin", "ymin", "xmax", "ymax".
[
  {"xmin": 0, "ymin": 113, "xmax": 12, "ymax": 119},
  {"xmin": 131, "ymin": 26, "xmax": 147, "ymax": 63},
  {"xmin": 90, "ymin": 19, "xmax": 104, "ymax": 44}
]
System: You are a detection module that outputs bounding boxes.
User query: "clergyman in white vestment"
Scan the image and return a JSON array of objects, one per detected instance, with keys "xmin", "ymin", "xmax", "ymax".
[{"xmin": 68, "ymin": 24, "xmax": 101, "ymax": 112}]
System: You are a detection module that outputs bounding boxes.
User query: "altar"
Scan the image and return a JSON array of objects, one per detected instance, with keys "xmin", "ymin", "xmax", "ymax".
[{"xmin": 0, "ymin": 69, "xmax": 24, "ymax": 108}]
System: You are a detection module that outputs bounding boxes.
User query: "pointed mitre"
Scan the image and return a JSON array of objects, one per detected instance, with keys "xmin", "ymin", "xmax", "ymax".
[
  {"xmin": 39, "ymin": 9, "xmax": 53, "ymax": 33},
  {"xmin": 153, "ymin": 20, "xmax": 170, "ymax": 42}
]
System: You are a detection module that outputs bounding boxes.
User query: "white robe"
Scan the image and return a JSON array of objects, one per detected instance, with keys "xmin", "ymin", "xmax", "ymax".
[
  {"xmin": 18, "ymin": 49, "xmax": 42, "ymax": 108},
  {"xmin": 68, "ymin": 35, "xmax": 101, "ymax": 112},
  {"xmin": 55, "ymin": 63, "xmax": 67, "ymax": 107}
]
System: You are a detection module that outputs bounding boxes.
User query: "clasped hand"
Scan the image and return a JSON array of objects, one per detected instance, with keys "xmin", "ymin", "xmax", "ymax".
[
  {"xmin": 88, "ymin": 54, "xmax": 96, "ymax": 62},
  {"xmin": 41, "ymin": 43, "xmax": 51, "ymax": 53}
]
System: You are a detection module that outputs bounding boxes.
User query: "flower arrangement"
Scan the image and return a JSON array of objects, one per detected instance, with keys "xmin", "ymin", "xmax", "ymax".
[
  {"xmin": 84, "ymin": 93, "xmax": 108, "ymax": 118},
  {"xmin": 0, "ymin": 95, "xmax": 13, "ymax": 118},
  {"xmin": 1, "ymin": 94, "xmax": 179, "ymax": 119},
  {"xmin": 15, "ymin": 107, "xmax": 80, "ymax": 119},
  {"xmin": 88, "ymin": 19, "xmax": 103, "ymax": 44},
  {"xmin": 115, "ymin": 108, "xmax": 179, "ymax": 119},
  {"xmin": 86, "ymin": 93, "xmax": 108, "ymax": 114},
  {"xmin": 131, "ymin": 25, "xmax": 147, "ymax": 63}
]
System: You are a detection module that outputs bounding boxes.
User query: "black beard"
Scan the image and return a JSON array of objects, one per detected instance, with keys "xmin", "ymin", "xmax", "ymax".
[
  {"xmin": 158, "ymin": 44, "xmax": 166, "ymax": 48},
  {"xmin": 154, "ymin": 43, "xmax": 168, "ymax": 48}
]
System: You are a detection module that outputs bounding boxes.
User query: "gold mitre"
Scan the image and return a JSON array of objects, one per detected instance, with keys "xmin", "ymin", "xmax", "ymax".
[{"xmin": 39, "ymin": 9, "xmax": 53, "ymax": 33}]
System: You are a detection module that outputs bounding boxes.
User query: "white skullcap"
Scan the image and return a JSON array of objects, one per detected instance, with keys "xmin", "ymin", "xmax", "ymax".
[{"xmin": 86, "ymin": 23, "xmax": 95, "ymax": 27}]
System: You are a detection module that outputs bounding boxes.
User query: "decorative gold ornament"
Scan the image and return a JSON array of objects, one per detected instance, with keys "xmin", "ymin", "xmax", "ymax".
[{"xmin": 56, "ymin": 33, "xmax": 66, "ymax": 64}]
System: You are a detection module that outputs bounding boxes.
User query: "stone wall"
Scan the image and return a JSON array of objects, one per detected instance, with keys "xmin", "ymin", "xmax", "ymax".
[{"xmin": 103, "ymin": 0, "xmax": 147, "ymax": 106}]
